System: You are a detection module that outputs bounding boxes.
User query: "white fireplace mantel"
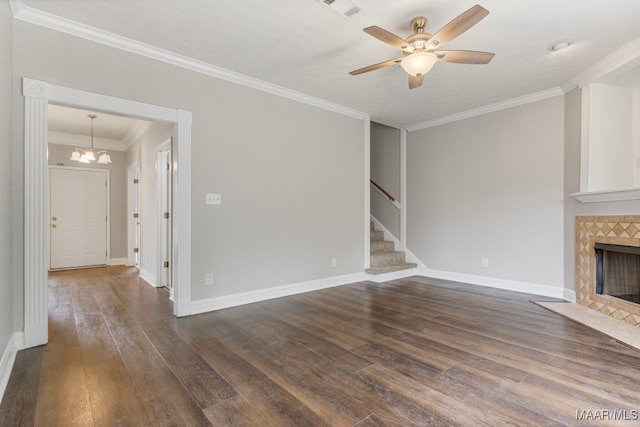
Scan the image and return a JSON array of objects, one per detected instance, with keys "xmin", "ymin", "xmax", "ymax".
[{"xmin": 571, "ymin": 187, "xmax": 640, "ymax": 203}]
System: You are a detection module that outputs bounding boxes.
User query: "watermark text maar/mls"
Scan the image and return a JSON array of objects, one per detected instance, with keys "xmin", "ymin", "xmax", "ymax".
[{"xmin": 576, "ymin": 409, "xmax": 638, "ymax": 421}]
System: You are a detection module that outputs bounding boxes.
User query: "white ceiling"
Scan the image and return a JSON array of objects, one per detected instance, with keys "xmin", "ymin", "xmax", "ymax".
[{"xmin": 18, "ymin": 0, "xmax": 640, "ymax": 129}]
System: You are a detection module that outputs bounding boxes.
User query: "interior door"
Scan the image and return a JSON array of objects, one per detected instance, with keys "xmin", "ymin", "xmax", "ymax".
[
  {"xmin": 158, "ymin": 145, "xmax": 172, "ymax": 291},
  {"xmin": 50, "ymin": 167, "xmax": 108, "ymax": 269}
]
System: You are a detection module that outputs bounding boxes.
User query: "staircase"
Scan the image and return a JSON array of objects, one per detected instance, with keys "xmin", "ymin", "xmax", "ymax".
[{"xmin": 365, "ymin": 221, "xmax": 417, "ymax": 275}]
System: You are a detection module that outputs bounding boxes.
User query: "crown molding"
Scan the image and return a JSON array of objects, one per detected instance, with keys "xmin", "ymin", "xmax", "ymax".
[
  {"xmin": 10, "ymin": 1, "xmax": 369, "ymax": 121},
  {"xmin": 48, "ymin": 131, "xmax": 125, "ymax": 151},
  {"xmin": 405, "ymin": 87, "xmax": 567, "ymax": 132}
]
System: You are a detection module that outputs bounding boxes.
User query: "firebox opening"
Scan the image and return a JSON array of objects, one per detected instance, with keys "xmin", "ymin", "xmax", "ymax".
[{"xmin": 595, "ymin": 243, "xmax": 640, "ymax": 305}]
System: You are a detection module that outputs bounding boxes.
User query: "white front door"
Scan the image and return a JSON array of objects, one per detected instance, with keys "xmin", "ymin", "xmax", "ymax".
[{"xmin": 50, "ymin": 167, "xmax": 108, "ymax": 269}]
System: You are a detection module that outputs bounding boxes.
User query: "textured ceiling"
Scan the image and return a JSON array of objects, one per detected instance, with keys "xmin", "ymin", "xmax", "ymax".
[{"xmin": 15, "ymin": 0, "xmax": 640, "ymax": 128}]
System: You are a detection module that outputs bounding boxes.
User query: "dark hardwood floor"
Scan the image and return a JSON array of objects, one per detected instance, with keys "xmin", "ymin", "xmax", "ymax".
[{"xmin": 2, "ymin": 266, "xmax": 640, "ymax": 426}]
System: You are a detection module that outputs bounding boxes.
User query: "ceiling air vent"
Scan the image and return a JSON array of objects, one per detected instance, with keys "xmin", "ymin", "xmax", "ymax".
[{"xmin": 321, "ymin": 0, "xmax": 362, "ymax": 18}]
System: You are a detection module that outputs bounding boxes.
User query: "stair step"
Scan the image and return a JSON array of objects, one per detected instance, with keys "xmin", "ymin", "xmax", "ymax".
[
  {"xmin": 370, "ymin": 230, "xmax": 384, "ymax": 241},
  {"xmin": 370, "ymin": 221, "xmax": 375, "ymax": 231},
  {"xmin": 365, "ymin": 262, "xmax": 418, "ymax": 275},
  {"xmin": 370, "ymin": 251, "xmax": 406, "ymax": 267},
  {"xmin": 370, "ymin": 240, "xmax": 394, "ymax": 254}
]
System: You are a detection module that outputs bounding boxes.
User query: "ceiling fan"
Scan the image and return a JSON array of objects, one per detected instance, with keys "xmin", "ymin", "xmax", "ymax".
[{"xmin": 349, "ymin": 4, "xmax": 495, "ymax": 89}]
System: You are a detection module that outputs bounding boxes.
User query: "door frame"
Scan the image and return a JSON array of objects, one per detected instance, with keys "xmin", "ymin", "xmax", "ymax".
[
  {"xmin": 127, "ymin": 162, "xmax": 140, "ymax": 267},
  {"xmin": 156, "ymin": 139, "xmax": 172, "ymax": 296},
  {"xmin": 23, "ymin": 77, "xmax": 193, "ymax": 348},
  {"xmin": 49, "ymin": 166, "xmax": 110, "ymax": 269}
]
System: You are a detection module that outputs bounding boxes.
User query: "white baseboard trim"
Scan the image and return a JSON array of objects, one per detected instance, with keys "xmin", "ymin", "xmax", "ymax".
[
  {"xmin": 109, "ymin": 258, "xmax": 127, "ymax": 266},
  {"xmin": 138, "ymin": 268, "xmax": 157, "ymax": 288},
  {"xmin": 0, "ymin": 332, "xmax": 24, "ymax": 404},
  {"xmin": 563, "ymin": 289, "xmax": 577, "ymax": 302},
  {"xmin": 192, "ymin": 272, "xmax": 368, "ymax": 315},
  {"xmin": 423, "ymin": 268, "xmax": 565, "ymax": 299}
]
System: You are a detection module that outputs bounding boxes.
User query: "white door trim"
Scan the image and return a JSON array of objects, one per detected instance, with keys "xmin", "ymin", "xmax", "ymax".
[
  {"xmin": 156, "ymin": 138, "xmax": 172, "ymax": 294},
  {"xmin": 22, "ymin": 77, "xmax": 193, "ymax": 348},
  {"xmin": 127, "ymin": 162, "xmax": 140, "ymax": 267},
  {"xmin": 49, "ymin": 166, "xmax": 110, "ymax": 269}
]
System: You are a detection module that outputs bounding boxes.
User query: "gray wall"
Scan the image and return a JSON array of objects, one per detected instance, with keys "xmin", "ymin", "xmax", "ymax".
[
  {"xmin": 370, "ymin": 122, "xmax": 401, "ymax": 238},
  {"xmin": 407, "ymin": 96, "xmax": 566, "ymax": 290},
  {"xmin": 47, "ymin": 143, "xmax": 128, "ymax": 260},
  {"xmin": 0, "ymin": 1, "xmax": 14, "ymax": 351},
  {"xmin": 12, "ymin": 20, "xmax": 365, "ymax": 309}
]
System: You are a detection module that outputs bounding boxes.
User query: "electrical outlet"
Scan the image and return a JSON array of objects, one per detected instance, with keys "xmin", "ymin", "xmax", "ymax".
[
  {"xmin": 331, "ymin": 258, "xmax": 337, "ymax": 267},
  {"xmin": 205, "ymin": 273, "xmax": 213, "ymax": 285},
  {"xmin": 481, "ymin": 258, "xmax": 489, "ymax": 268}
]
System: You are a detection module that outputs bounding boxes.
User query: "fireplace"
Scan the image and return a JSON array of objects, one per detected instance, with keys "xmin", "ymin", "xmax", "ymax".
[
  {"xmin": 594, "ymin": 243, "xmax": 640, "ymax": 304},
  {"xmin": 576, "ymin": 215, "xmax": 640, "ymax": 327}
]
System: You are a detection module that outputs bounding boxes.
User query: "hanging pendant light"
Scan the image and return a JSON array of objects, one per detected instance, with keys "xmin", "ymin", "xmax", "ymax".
[{"xmin": 70, "ymin": 114, "xmax": 112, "ymax": 165}]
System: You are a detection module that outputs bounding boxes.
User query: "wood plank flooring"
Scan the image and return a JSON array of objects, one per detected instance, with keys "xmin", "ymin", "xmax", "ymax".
[{"xmin": 2, "ymin": 266, "xmax": 640, "ymax": 426}]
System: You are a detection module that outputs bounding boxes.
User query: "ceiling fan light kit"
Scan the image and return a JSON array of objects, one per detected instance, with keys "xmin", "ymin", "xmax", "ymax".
[
  {"xmin": 401, "ymin": 52, "xmax": 437, "ymax": 76},
  {"xmin": 350, "ymin": 4, "xmax": 494, "ymax": 89}
]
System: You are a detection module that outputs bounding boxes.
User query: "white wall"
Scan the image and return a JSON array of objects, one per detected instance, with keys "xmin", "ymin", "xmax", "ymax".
[
  {"xmin": 47, "ymin": 143, "xmax": 128, "ymax": 260},
  {"xmin": 633, "ymin": 88, "xmax": 640, "ymax": 186},
  {"xmin": 589, "ymin": 83, "xmax": 633, "ymax": 191},
  {"xmin": 370, "ymin": 122, "xmax": 401, "ymax": 238},
  {"xmin": 0, "ymin": 0, "xmax": 15, "ymax": 357},
  {"xmin": 12, "ymin": 20, "xmax": 365, "ymax": 311},
  {"xmin": 407, "ymin": 96, "xmax": 566, "ymax": 291}
]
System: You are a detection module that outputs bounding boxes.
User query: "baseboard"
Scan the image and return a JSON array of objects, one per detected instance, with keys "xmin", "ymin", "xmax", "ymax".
[
  {"xmin": 109, "ymin": 258, "xmax": 127, "ymax": 266},
  {"xmin": 563, "ymin": 288, "xmax": 577, "ymax": 302},
  {"xmin": 192, "ymin": 272, "xmax": 368, "ymax": 315},
  {"xmin": 423, "ymin": 268, "xmax": 565, "ymax": 299},
  {"xmin": 0, "ymin": 332, "xmax": 24, "ymax": 404},
  {"xmin": 138, "ymin": 268, "xmax": 157, "ymax": 288}
]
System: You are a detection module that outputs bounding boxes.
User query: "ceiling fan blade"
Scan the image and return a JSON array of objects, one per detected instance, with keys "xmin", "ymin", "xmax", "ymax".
[
  {"xmin": 409, "ymin": 75, "xmax": 424, "ymax": 89},
  {"xmin": 436, "ymin": 50, "xmax": 494, "ymax": 64},
  {"xmin": 349, "ymin": 58, "xmax": 403, "ymax": 76},
  {"xmin": 363, "ymin": 26, "xmax": 411, "ymax": 50},
  {"xmin": 427, "ymin": 4, "xmax": 489, "ymax": 49}
]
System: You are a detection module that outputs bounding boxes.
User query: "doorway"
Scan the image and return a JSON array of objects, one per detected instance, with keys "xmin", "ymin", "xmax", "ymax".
[
  {"xmin": 49, "ymin": 167, "xmax": 109, "ymax": 269},
  {"xmin": 22, "ymin": 78, "xmax": 193, "ymax": 348}
]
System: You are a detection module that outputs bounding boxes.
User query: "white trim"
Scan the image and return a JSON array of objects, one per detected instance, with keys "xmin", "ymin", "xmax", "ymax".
[
  {"xmin": 22, "ymin": 77, "xmax": 192, "ymax": 348},
  {"xmin": 364, "ymin": 117, "xmax": 371, "ymax": 269},
  {"xmin": 47, "ymin": 131, "xmax": 125, "ymax": 151},
  {"xmin": 138, "ymin": 268, "xmax": 157, "ymax": 288},
  {"xmin": 400, "ymin": 128, "xmax": 407, "ymax": 248},
  {"xmin": 405, "ymin": 87, "xmax": 566, "ymax": 132},
  {"xmin": 571, "ymin": 187, "xmax": 640, "ymax": 203},
  {"xmin": 109, "ymin": 258, "xmax": 126, "ymax": 266},
  {"xmin": 156, "ymin": 139, "xmax": 172, "ymax": 291},
  {"xmin": 563, "ymin": 289, "xmax": 577, "ymax": 302},
  {"xmin": 0, "ymin": 333, "xmax": 24, "ymax": 404},
  {"xmin": 10, "ymin": 2, "xmax": 368, "ymax": 122},
  {"xmin": 191, "ymin": 272, "xmax": 368, "ymax": 314},
  {"xmin": 424, "ymin": 268, "xmax": 565, "ymax": 299}
]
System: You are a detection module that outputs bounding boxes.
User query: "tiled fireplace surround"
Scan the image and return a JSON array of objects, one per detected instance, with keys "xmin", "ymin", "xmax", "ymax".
[{"xmin": 576, "ymin": 215, "xmax": 640, "ymax": 327}]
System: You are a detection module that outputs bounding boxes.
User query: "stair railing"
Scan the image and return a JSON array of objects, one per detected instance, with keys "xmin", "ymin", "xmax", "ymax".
[{"xmin": 370, "ymin": 179, "xmax": 395, "ymax": 202}]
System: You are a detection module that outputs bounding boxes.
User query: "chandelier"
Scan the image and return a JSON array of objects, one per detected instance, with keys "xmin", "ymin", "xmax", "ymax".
[{"xmin": 70, "ymin": 114, "xmax": 112, "ymax": 164}]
